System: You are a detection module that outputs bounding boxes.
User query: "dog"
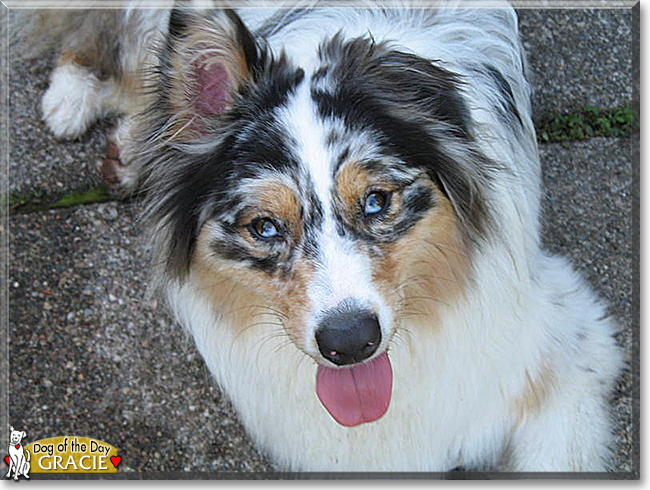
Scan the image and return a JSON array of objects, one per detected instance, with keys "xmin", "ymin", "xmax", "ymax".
[
  {"xmin": 6, "ymin": 427, "xmax": 30, "ymax": 480},
  {"xmin": 20, "ymin": 0, "xmax": 623, "ymax": 472}
]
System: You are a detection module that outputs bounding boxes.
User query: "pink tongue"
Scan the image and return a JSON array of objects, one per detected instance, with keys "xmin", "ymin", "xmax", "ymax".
[{"xmin": 316, "ymin": 352, "xmax": 392, "ymax": 427}]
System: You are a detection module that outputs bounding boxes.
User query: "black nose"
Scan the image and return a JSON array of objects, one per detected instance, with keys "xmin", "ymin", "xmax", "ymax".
[{"xmin": 316, "ymin": 306, "xmax": 381, "ymax": 366}]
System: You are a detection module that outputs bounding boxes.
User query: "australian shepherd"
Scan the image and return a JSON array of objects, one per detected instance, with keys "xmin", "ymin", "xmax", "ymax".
[{"xmin": 22, "ymin": 0, "xmax": 623, "ymax": 472}]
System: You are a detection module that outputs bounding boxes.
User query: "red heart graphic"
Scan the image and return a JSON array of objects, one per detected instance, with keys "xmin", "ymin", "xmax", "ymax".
[
  {"xmin": 110, "ymin": 456, "xmax": 121, "ymax": 468},
  {"xmin": 4, "ymin": 456, "xmax": 9, "ymax": 466},
  {"xmin": 15, "ymin": 445, "xmax": 19, "ymax": 449}
]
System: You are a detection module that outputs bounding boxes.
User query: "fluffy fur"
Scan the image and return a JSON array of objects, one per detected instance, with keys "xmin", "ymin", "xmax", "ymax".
[{"xmin": 22, "ymin": 0, "xmax": 623, "ymax": 472}]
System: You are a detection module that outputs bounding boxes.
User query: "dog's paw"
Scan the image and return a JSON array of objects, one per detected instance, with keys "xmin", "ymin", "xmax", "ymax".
[
  {"xmin": 41, "ymin": 64, "xmax": 102, "ymax": 140},
  {"xmin": 98, "ymin": 141, "xmax": 132, "ymax": 197},
  {"xmin": 98, "ymin": 129, "xmax": 140, "ymax": 198}
]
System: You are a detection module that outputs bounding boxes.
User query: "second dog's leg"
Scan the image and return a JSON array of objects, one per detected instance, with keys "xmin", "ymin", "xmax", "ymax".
[{"xmin": 41, "ymin": 58, "xmax": 120, "ymax": 140}]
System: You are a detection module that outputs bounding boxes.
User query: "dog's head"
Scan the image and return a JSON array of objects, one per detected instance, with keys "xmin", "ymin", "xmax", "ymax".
[
  {"xmin": 142, "ymin": 9, "xmax": 497, "ymax": 426},
  {"xmin": 9, "ymin": 427, "xmax": 26, "ymax": 445}
]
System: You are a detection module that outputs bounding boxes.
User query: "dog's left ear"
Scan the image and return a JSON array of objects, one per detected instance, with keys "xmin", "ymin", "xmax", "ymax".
[
  {"xmin": 160, "ymin": 9, "xmax": 260, "ymax": 139},
  {"xmin": 21, "ymin": 432, "xmax": 26, "ymax": 438}
]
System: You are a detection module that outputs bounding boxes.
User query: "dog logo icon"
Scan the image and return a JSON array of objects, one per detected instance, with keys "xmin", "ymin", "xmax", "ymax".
[{"xmin": 5, "ymin": 426, "xmax": 31, "ymax": 480}]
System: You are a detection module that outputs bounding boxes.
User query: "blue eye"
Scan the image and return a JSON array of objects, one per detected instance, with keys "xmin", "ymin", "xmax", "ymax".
[
  {"xmin": 364, "ymin": 191, "xmax": 390, "ymax": 216},
  {"xmin": 251, "ymin": 218, "xmax": 281, "ymax": 240}
]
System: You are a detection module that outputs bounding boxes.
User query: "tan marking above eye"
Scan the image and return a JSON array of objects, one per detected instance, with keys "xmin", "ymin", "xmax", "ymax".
[
  {"xmin": 335, "ymin": 161, "xmax": 373, "ymax": 210},
  {"xmin": 238, "ymin": 180, "xmax": 303, "ymax": 242},
  {"xmin": 335, "ymin": 161, "xmax": 404, "ymax": 221}
]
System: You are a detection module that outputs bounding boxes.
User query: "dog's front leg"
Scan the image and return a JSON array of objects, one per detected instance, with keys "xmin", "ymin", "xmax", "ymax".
[
  {"xmin": 98, "ymin": 114, "xmax": 145, "ymax": 198},
  {"xmin": 5, "ymin": 456, "xmax": 14, "ymax": 479},
  {"xmin": 12, "ymin": 457, "xmax": 22, "ymax": 480},
  {"xmin": 15, "ymin": 456, "xmax": 25, "ymax": 478}
]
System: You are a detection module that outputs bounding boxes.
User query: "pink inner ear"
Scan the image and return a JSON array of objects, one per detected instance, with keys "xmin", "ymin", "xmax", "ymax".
[{"xmin": 194, "ymin": 62, "xmax": 233, "ymax": 115}]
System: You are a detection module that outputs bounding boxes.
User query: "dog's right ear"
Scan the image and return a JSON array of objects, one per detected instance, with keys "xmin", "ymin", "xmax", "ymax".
[
  {"xmin": 9, "ymin": 426, "xmax": 13, "ymax": 432},
  {"xmin": 159, "ymin": 9, "xmax": 260, "ymax": 140}
]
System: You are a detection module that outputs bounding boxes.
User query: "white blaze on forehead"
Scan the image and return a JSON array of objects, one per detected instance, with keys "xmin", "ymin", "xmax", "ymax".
[
  {"xmin": 275, "ymin": 74, "xmax": 336, "ymax": 253},
  {"xmin": 276, "ymin": 79, "xmax": 333, "ymax": 206},
  {"xmin": 276, "ymin": 78, "xmax": 390, "ymax": 336}
]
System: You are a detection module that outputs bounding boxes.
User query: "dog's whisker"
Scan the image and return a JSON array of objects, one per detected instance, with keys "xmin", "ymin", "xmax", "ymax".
[
  {"xmin": 194, "ymin": 278, "xmax": 233, "ymax": 293},
  {"xmin": 269, "ymin": 338, "xmax": 295, "ymax": 357},
  {"xmin": 230, "ymin": 321, "xmax": 288, "ymax": 368},
  {"xmin": 398, "ymin": 294, "xmax": 449, "ymax": 308},
  {"xmin": 255, "ymin": 333, "xmax": 292, "ymax": 366},
  {"xmin": 229, "ymin": 320, "xmax": 284, "ymax": 350},
  {"xmin": 223, "ymin": 303, "xmax": 288, "ymax": 319}
]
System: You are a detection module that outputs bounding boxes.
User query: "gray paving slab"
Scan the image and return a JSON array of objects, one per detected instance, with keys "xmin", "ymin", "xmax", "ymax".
[
  {"xmin": 9, "ymin": 203, "xmax": 273, "ymax": 472},
  {"xmin": 5, "ymin": 5, "xmax": 638, "ymax": 477},
  {"xmin": 518, "ymin": 8, "xmax": 633, "ymax": 119}
]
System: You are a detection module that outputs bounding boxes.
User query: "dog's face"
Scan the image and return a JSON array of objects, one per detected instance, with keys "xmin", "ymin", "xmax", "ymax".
[
  {"xmin": 143, "ymin": 10, "xmax": 495, "ymax": 425},
  {"xmin": 9, "ymin": 428, "xmax": 26, "ymax": 446},
  {"xmin": 193, "ymin": 148, "xmax": 466, "ymax": 357}
]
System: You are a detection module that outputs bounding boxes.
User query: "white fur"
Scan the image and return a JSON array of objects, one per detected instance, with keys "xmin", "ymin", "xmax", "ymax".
[
  {"xmin": 102, "ymin": 116, "xmax": 142, "ymax": 191},
  {"xmin": 41, "ymin": 64, "xmax": 105, "ymax": 140}
]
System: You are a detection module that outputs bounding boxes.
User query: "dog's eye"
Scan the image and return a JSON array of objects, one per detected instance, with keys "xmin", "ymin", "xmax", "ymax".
[
  {"xmin": 363, "ymin": 191, "xmax": 391, "ymax": 216},
  {"xmin": 250, "ymin": 218, "xmax": 282, "ymax": 240}
]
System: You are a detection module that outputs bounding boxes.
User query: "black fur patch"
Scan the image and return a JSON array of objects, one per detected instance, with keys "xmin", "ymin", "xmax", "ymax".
[
  {"xmin": 167, "ymin": 9, "xmax": 189, "ymax": 40},
  {"xmin": 211, "ymin": 236, "xmax": 289, "ymax": 275},
  {"xmin": 298, "ymin": 190, "xmax": 326, "ymax": 262}
]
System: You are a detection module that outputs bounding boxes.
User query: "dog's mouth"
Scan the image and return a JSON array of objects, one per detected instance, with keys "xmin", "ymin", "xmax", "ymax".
[{"xmin": 316, "ymin": 352, "xmax": 393, "ymax": 427}]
